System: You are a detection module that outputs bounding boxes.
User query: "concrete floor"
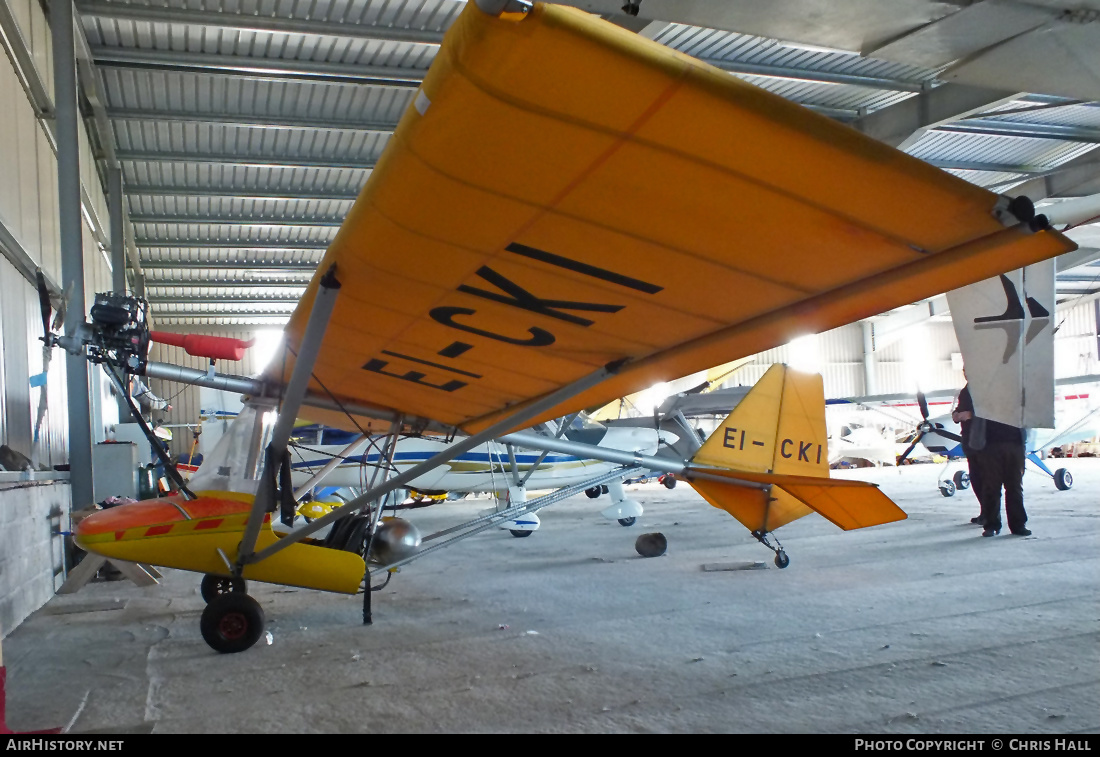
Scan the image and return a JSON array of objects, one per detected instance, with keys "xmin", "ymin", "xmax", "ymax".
[{"xmin": 4, "ymin": 459, "xmax": 1099, "ymax": 734}]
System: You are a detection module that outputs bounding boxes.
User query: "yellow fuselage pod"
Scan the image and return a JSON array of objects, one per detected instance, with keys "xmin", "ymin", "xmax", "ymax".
[{"xmin": 74, "ymin": 493, "xmax": 365, "ymax": 594}]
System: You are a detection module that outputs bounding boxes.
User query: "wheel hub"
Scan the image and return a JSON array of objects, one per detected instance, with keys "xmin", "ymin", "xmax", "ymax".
[{"xmin": 218, "ymin": 612, "xmax": 248, "ymax": 640}]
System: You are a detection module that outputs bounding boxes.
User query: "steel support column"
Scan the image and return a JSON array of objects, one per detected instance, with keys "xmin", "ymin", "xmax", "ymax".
[{"xmin": 52, "ymin": 0, "xmax": 94, "ymax": 508}]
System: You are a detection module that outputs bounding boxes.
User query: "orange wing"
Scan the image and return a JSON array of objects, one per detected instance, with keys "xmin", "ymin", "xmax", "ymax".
[{"xmin": 271, "ymin": 2, "xmax": 1075, "ymax": 434}]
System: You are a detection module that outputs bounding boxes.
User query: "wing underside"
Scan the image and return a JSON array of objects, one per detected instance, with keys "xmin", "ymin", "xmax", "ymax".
[{"xmin": 271, "ymin": 2, "xmax": 1076, "ymax": 434}]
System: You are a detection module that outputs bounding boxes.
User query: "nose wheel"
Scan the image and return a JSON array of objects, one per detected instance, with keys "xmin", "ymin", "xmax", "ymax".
[
  {"xmin": 751, "ymin": 530, "xmax": 790, "ymax": 569},
  {"xmin": 200, "ymin": 593, "xmax": 266, "ymax": 653}
]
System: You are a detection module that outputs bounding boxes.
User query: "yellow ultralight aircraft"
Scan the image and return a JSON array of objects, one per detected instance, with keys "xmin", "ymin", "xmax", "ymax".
[{"xmin": 67, "ymin": 0, "xmax": 1075, "ymax": 653}]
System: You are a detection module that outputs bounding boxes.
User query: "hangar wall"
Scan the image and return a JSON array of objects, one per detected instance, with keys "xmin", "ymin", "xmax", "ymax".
[{"xmin": 0, "ymin": 0, "xmax": 117, "ymax": 639}]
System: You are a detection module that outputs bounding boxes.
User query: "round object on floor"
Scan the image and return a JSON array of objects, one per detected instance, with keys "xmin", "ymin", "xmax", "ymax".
[
  {"xmin": 618, "ymin": 517, "xmax": 637, "ymax": 527},
  {"xmin": 1054, "ymin": 468, "xmax": 1072, "ymax": 490},
  {"xmin": 635, "ymin": 532, "xmax": 667, "ymax": 557}
]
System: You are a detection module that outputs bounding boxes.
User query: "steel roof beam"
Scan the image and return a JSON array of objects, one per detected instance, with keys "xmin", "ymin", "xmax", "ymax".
[
  {"xmin": 1009, "ymin": 152, "xmax": 1100, "ymax": 201},
  {"xmin": 108, "ymin": 107, "xmax": 398, "ymax": 132},
  {"xmin": 125, "ymin": 185, "xmax": 362, "ymax": 201},
  {"xmin": 702, "ymin": 56, "xmax": 925, "ymax": 93},
  {"xmin": 923, "ymin": 159, "xmax": 1047, "ymax": 174},
  {"xmin": 939, "ymin": 120, "xmax": 1100, "ymax": 143},
  {"xmin": 76, "ymin": 1, "xmax": 446, "ymax": 46},
  {"xmin": 117, "ymin": 151, "xmax": 376, "ymax": 172},
  {"xmin": 93, "ymin": 47, "xmax": 424, "ymax": 87},
  {"xmin": 149, "ymin": 296, "xmax": 300, "ymax": 306},
  {"xmin": 135, "ymin": 239, "xmax": 329, "ymax": 249},
  {"xmin": 147, "ymin": 279, "xmax": 309, "ymax": 288},
  {"xmin": 131, "ymin": 214, "xmax": 343, "ymax": 228},
  {"xmin": 854, "ymin": 83, "xmax": 1021, "ymax": 150},
  {"xmin": 139, "ymin": 260, "xmax": 318, "ymax": 271}
]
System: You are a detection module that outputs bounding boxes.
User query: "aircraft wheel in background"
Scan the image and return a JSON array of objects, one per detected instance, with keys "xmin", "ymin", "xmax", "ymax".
[
  {"xmin": 939, "ymin": 480, "xmax": 956, "ymax": 497},
  {"xmin": 585, "ymin": 486, "xmax": 602, "ymax": 499},
  {"xmin": 953, "ymin": 470, "xmax": 970, "ymax": 490},
  {"xmin": 200, "ymin": 593, "xmax": 265, "ymax": 654},
  {"xmin": 774, "ymin": 551, "xmax": 790, "ymax": 569},
  {"xmin": 509, "ymin": 529, "xmax": 533, "ymax": 538},
  {"xmin": 200, "ymin": 574, "xmax": 247, "ymax": 604},
  {"xmin": 617, "ymin": 517, "xmax": 636, "ymax": 527},
  {"xmin": 1054, "ymin": 468, "xmax": 1073, "ymax": 490},
  {"xmin": 661, "ymin": 475, "xmax": 677, "ymax": 489}
]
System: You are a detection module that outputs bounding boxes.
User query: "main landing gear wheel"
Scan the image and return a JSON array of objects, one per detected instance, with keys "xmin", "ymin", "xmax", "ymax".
[
  {"xmin": 774, "ymin": 551, "xmax": 790, "ymax": 569},
  {"xmin": 1054, "ymin": 468, "xmax": 1073, "ymax": 491},
  {"xmin": 585, "ymin": 486, "xmax": 602, "ymax": 499},
  {"xmin": 953, "ymin": 470, "xmax": 970, "ymax": 490},
  {"xmin": 617, "ymin": 517, "xmax": 637, "ymax": 527},
  {"xmin": 939, "ymin": 480, "xmax": 956, "ymax": 497},
  {"xmin": 509, "ymin": 529, "xmax": 533, "ymax": 538},
  {"xmin": 200, "ymin": 574, "xmax": 247, "ymax": 604},
  {"xmin": 200, "ymin": 593, "xmax": 265, "ymax": 653}
]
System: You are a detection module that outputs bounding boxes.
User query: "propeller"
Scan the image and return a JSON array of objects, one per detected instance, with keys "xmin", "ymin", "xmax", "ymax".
[{"xmin": 895, "ymin": 389, "xmax": 964, "ymax": 465}]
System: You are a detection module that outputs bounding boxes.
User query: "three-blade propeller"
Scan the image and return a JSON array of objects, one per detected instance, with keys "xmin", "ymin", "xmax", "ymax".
[{"xmin": 896, "ymin": 389, "xmax": 964, "ymax": 464}]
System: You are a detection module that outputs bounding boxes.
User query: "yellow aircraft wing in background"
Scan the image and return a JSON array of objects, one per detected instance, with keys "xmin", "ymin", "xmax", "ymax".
[{"xmin": 271, "ymin": 1, "xmax": 1075, "ymax": 435}]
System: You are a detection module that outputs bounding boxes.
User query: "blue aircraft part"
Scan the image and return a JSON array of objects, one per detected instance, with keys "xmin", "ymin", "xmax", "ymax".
[{"xmin": 1027, "ymin": 452, "xmax": 1055, "ymax": 478}]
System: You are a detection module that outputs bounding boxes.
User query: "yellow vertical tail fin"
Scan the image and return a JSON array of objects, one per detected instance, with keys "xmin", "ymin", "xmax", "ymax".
[{"xmin": 687, "ymin": 364, "xmax": 905, "ymax": 533}]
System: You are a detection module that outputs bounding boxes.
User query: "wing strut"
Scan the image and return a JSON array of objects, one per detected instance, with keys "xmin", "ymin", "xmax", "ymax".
[
  {"xmin": 237, "ymin": 265, "xmax": 342, "ymax": 569},
  {"xmin": 244, "ymin": 358, "xmax": 630, "ymax": 565}
]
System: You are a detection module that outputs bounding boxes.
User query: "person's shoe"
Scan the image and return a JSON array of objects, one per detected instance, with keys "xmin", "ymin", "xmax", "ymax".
[
  {"xmin": 1010, "ymin": 528, "xmax": 1032, "ymax": 536},
  {"xmin": 982, "ymin": 528, "xmax": 1000, "ymax": 537},
  {"xmin": 970, "ymin": 516, "xmax": 983, "ymax": 525}
]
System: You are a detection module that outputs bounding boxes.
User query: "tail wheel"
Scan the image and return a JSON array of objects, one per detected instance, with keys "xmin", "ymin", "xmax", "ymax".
[
  {"xmin": 200, "ymin": 593, "xmax": 265, "ymax": 654},
  {"xmin": 1054, "ymin": 468, "xmax": 1073, "ymax": 490},
  {"xmin": 200, "ymin": 574, "xmax": 247, "ymax": 604},
  {"xmin": 939, "ymin": 481, "xmax": 956, "ymax": 497},
  {"xmin": 617, "ymin": 517, "xmax": 636, "ymax": 527},
  {"xmin": 952, "ymin": 470, "xmax": 970, "ymax": 490},
  {"xmin": 774, "ymin": 551, "xmax": 790, "ymax": 569}
]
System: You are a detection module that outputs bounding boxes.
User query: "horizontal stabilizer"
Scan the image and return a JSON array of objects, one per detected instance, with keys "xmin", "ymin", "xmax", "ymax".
[{"xmin": 687, "ymin": 467, "xmax": 907, "ymax": 531}]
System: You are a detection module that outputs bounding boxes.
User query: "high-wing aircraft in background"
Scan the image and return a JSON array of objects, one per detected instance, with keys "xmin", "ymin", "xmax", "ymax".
[{"xmin": 53, "ymin": 0, "xmax": 1075, "ymax": 653}]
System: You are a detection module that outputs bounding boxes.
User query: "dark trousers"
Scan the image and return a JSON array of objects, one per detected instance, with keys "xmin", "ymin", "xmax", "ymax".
[
  {"xmin": 970, "ymin": 441, "xmax": 1027, "ymax": 532},
  {"xmin": 962, "ymin": 442, "xmax": 985, "ymax": 515}
]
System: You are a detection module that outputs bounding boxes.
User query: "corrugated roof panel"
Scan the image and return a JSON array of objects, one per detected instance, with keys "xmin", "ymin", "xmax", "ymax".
[
  {"xmin": 100, "ymin": 68, "xmax": 414, "ymax": 124},
  {"xmin": 985, "ymin": 100, "xmax": 1100, "ymax": 130},
  {"xmin": 138, "ymin": 246, "xmax": 325, "ymax": 266},
  {"xmin": 120, "ymin": 162, "xmax": 370, "ymax": 195},
  {"xmin": 113, "ymin": 113, "xmax": 392, "ymax": 159},
  {"xmin": 147, "ymin": 284, "xmax": 307, "ymax": 298},
  {"xmin": 132, "ymin": 222, "xmax": 337, "ymax": 244},
  {"xmin": 85, "ymin": 17, "xmax": 439, "ymax": 69},
  {"xmin": 732, "ymin": 73, "xmax": 915, "ymax": 113},
  {"xmin": 906, "ymin": 130, "xmax": 1097, "ymax": 170},
  {"xmin": 655, "ymin": 23, "xmax": 940, "ymax": 85},
  {"xmin": 144, "ymin": 267, "xmax": 313, "ymax": 284},
  {"xmin": 126, "ymin": 195, "xmax": 355, "ymax": 222},
  {"xmin": 941, "ymin": 169, "xmax": 1029, "ymax": 190}
]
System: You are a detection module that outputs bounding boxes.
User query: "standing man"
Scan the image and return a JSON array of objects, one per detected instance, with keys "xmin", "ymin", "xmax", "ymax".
[
  {"xmin": 952, "ymin": 383, "xmax": 985, "ymax": 525},
  {"xmin": 952, "ymin": 380, "xmax": 1030, "ymax": 537}
]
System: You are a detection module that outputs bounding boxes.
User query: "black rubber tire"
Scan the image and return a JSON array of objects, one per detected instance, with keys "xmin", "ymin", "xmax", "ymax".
[
  {"xmin": 939, "ymin": 480, "xmax": 956, "ymax": 497},
  {"xmin": 635, "ymin": 532, "xmax": 667, "ymax": 558},
  {"xmin": 600, "ymin": 485, "xmax": 609, "ymax": 494},
  {"xmin": 509, "ymin": 529, "xmax": 533, "ymax": 538},
  {"xmin": 662, "ymin": 476, "xmax": 677, "ymax": 490},
  {"xmin": 617, "ymin": 517, "xmax": 637, "ymax": 527},
  {"xmin": 774, "ymin": 551, "xmax": 790, "ymax": 569},
  {"xmin": 200, "ymin": 593, "xmax": 265, "ymax": 654},
  {"xmin": 200, "ymin": 574, "xmax": 247, "ymax": 604},
  {"xmin": 952, "ymin": 470, "xmax": 970, "ymax": 490},
  {"xmin": 1054, "ymin": 468, "xmax": 1072, "ymax": 491},
  {"xmin": 585, "ymin": 486, "xmax": 602, "ymax": 499}
]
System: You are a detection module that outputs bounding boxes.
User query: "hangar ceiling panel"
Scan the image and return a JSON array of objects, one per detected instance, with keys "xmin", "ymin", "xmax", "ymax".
[{"xmin": 74, "ymin": 0, "xmax": 1100, "ymax": 326}]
